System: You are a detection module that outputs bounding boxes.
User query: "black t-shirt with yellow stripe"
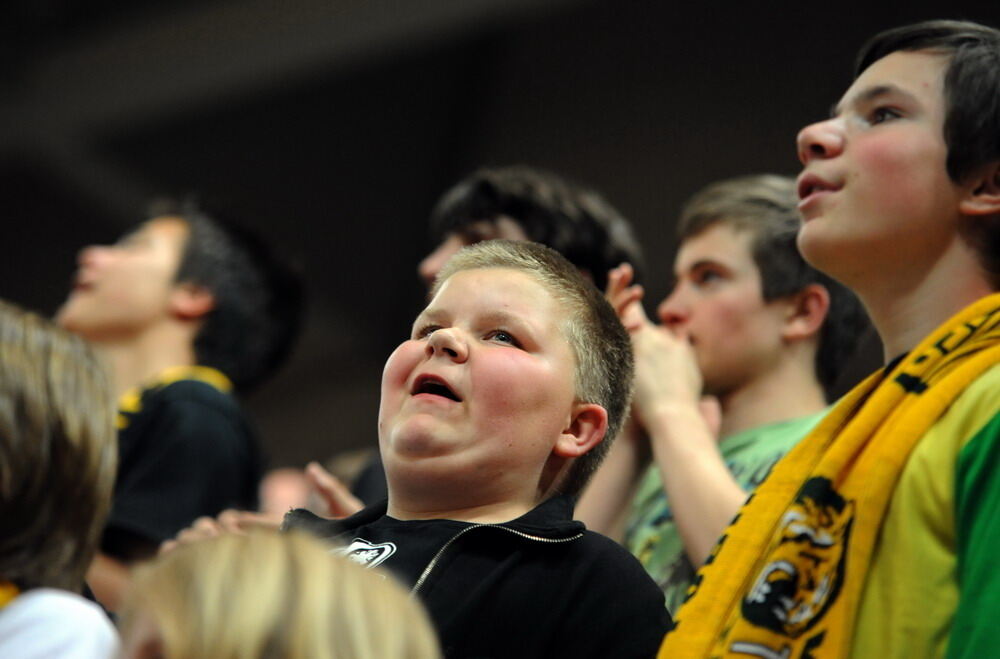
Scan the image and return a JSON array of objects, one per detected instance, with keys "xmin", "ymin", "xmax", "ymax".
[{"xmin": 102, "ymin": 367, "xmax": 262, "ymax": 560}]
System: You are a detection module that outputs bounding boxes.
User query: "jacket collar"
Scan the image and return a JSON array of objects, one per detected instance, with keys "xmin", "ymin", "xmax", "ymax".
[{"xmin": 283, "ymin": 494, "xmax": 583, "ymax": 540}]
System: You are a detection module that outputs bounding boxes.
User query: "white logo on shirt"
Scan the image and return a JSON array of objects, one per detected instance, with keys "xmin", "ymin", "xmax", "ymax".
[{"xmin": 335, "ymin": 538, "xmax": 397, "ymax": 568}]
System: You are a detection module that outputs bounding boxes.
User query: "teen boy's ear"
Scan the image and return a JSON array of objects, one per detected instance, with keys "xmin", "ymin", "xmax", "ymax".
[
  {"xmin": 170, "ymin": 282, "xmax": 216, "ymax": 320},
  {"xmin": 553, "ymin": 403, "xmax": 609, "ymax": 458},
  {"xmin": 780, "ymin": 283, "xmax": 831, "ymax": 343},
  {"xmin": 959, "ymin": 161, "xmax": 1000, "ymax": 217}
]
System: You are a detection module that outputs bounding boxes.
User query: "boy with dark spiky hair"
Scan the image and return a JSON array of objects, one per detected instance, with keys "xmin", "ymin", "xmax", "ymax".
[
  {"xmin": 58, "ymin": 201, "xmax": 303, "ymax": 610},
  {"xmin": 286, "ymin": 240, "xmax": 670, "ymax": 658},
  {"xmin": 419, "ymin": 165, "xmax": 645, "ymax": 290},
  {"xmin": 661, "ymin": 20, "xmax": 1000, "ymax": 658}
]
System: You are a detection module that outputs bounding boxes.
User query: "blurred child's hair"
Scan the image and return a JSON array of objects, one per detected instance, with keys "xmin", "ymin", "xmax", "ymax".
[
  {"xmin": 0, "ymin": 300, "xmax": 116, "ymax": 592},
  {"xmin": 120, "ymin": 530, "xmax": 441, "ymax": 659}
]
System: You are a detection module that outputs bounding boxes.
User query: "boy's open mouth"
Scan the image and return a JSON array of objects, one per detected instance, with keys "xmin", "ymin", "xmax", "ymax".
[
  {"xmin": 796, "ymin": 172, "xmax": 842, "ymax": 201},
  {"xmin": 412, "ymin": 375, "xmax": 462, "ymax": 402}
]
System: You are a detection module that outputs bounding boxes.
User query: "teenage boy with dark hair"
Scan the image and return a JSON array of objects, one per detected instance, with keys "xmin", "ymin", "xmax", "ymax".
[
  {"xmin": 661, "ymin": 20, "xmax": 1000, "ymax": 658},
  {"xmin": 57, "ymin": 201, "xmax": 303, "ymax": 610},
  {"xmin": 578, "ymin": 175, "xmax": 866, "ymax": 614},
  {"xmin": 418, "ymin": 164, "xmax": 645, "ymax": 290},
  {"xmin": 284, "ymin": 240, "xmax": 670, "ymax": 658},
  {"xmin": 0, "ymin": 300, "xmax": 119, "ymax": 657}
]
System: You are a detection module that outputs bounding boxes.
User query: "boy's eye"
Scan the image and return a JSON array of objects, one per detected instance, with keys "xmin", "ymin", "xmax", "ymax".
[
  {"xmin": 693, "ymin": 269, "xmax": 723, "ymax": 286},
  {"xmin": 414, "ymin": 324, "xmax": 440, "ymax": 340},
  {"xmin": 486, "ymin": 329, "xmax": 520, "ymax": 346},
  {"xmin": 869, "ymin": 106, "xmax": 902, "ymax": 125}
]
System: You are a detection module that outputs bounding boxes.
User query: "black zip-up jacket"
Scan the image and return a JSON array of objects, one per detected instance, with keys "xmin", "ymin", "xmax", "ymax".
[{"xmin": 285, "ymin": 495, "xmax": 671, "ymax": 658}]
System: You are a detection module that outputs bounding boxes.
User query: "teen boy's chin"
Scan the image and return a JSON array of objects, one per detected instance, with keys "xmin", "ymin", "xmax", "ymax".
[{"xmin": 796, "ymin": 218, "xmax": 844, "ymax": 273}]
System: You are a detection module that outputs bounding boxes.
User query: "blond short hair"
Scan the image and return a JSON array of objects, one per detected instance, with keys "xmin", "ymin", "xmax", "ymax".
[
  {"xmin": 434, "ymin": 240, "xmax": 633, "ymax": 497},
  {"xmin": 0, "ymin": 300, "xmax": 116, "ymax": 591},
  {"xmin": 120, "ymin": 530, "xmax": 441, "ymax": 659}
]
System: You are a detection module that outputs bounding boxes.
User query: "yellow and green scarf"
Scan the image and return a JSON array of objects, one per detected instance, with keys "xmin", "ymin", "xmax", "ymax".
[{"xmin": 660, "ymin": 293, "xmax": 1000, "ymax": 658}]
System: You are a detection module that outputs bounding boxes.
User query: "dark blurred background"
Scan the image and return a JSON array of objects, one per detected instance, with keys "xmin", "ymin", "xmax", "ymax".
[{"xmin": 2, "ymin": 0, "xmax": 993, "ymax": 466}]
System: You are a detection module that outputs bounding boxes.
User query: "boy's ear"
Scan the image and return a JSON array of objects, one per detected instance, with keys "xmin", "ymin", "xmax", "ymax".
[
  {"xmin": 553, "ymin": 403, "xmax": 608, "ymax": 459},
  {"xmin": 170, "ymin": 282, "xmax": 216, "ymax": 320},
  {"xmin": 781, "ymin": 283, "xmax": 830, "ymax": 343},
  {"xmin": 959, "ymin": 161, "xmax": 1000, "ymax": 216}
]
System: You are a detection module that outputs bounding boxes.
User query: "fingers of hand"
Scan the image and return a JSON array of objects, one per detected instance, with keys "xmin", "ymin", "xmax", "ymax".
[
  {"xmin": 218, "ymin": 508, "xmax": 281, "ymax": 532},
  {"xmin": 618, "ymin": 288, "xmax": 650, "ymax": 331},
  {"xmin": 306, "ymin": 461, "xmax": 363, "ymax": 518},
  {"xmin": 607, "ymin": 263, "xmax": 635, "ymax": 298},
  {"xmin": 173, "ymin": 516, "xmax": 222, "ymax": 547},
  {"xmin": 217, "ymin": 509, "xmax": 250, "ymax": 533}
]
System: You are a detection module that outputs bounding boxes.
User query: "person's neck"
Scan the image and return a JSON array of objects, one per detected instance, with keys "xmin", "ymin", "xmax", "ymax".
[
  {"xmin": 386, "ymin": 498, "xmax": 537, "ymax": 524},
  {"xmin": 386, "ymin": 481, "xmax": 542, "ymax": 524},
  {"xmin": 383, "ymin": 452, "xmax": 569, "ymax": 523},
  {"xmin": 94, "ymin": 326, "xmax": 198, "ymax": 398},
  {"xmin": 717, "ymin": 355, "xmax": 827, "ymax": 439},
  {"xmin": 855, "ymin": 240, "xmax": 993, "ymax": 363}
]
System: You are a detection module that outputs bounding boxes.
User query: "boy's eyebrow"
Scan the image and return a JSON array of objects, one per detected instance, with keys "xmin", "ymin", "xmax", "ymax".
[
  {"xmin": 689, "ymin": 258, "xmax": 725, "ymax": 270},
  {"xmin": 477, "ymin": 309, "xmax": 532, "ymax": 328},
  {"xmin": 413, "ymin": 307, "xmax": 446, "ymax": 326},
  {"xmin": 830, "ymin": 84, "xmax": 919, "ymax": 118},
  {"xmin": 413, "ymin": 307, "xmax": 533, "ymax": 329},
  {"xmin": 679, "ymin": 258, "xmax": 727, "ymax": 276}
]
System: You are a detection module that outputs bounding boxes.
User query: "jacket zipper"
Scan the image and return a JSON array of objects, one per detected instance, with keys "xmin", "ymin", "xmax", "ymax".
[{"xmin": 411, "ymin": 524, "xmax": 583, "ymax": 596}]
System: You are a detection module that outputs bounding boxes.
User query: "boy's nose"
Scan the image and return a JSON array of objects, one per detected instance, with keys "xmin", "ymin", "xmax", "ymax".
[
  {"xmin": 796, "ymin": 119, "xmax": 845, "ymax": 164},
  {"xmin": 77, "ymin": 244, "xmax": 111, "ymax": 268},
  {"xmin": 656, "ymin": 289, "xmax": 689, "ymax": 329},
  {"xmin": 425, "ymin": 327, "xmax": 468, "ymax": 363}
]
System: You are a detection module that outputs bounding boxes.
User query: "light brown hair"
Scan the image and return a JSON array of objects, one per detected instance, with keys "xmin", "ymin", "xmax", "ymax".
[
  {"xmin": 677, "ymin": 175, "xmax": 867, "ymax": 392},
  {"xmin": 0, "ymin": 300, "xmax": 116, "ymax": 591}
]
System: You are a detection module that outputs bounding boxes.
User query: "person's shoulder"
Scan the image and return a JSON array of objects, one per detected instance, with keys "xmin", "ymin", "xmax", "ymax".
[
  {"xmin": 284, "ymin": 501, "xmax": 389, "ymax": 539},
  {"xmin": 156, "ymin": 377, "xmax": 239, "ymax": 411},
  {"xmin": 0, "ymin": 589, "xmax": 119, "ymax": 658},
  {"xmin": 133, "ymin": 376, "xmax": 253, "ymax": 452},
  {"xmin": 954, "ymin": 362, "xmax": 1000, "ymax": 405},
  {"xmin": 141, "ymin": 376, "xmax": 247, "ymax": 433},
  {"xmin": 574, "ymin": 528, "xmax": 663, "ymax": 581},
  {"xmin": 935, "ymin": 362, "xmax": 1000, "ymax": 446},
  {"xmin": 562, "ymin": 530, "xmax": 672, "ymax": 644},
  {"xmin": 576, "ymin": 527, "xmax": 645, "ymax": 555}
]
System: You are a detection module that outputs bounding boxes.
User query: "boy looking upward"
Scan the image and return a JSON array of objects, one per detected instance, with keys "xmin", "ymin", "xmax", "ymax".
[
  {"xmin": 58, "ymin": 201, "xmax": 302, "ymax": 610},
  {"xmin": 286, "ymin": 240, "xmax": 670, "ymax": 658},
  {"xmin": 578, "ymin": 175, "xmax": 865, "ymax": 614},
  {"xmin": 661, "ymin": 20, "xmax": 1000, "ymax": 658},
  {"xmin": 347, "ymin": 164, "xmax": 645, "ymax": 507}
]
